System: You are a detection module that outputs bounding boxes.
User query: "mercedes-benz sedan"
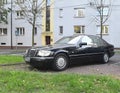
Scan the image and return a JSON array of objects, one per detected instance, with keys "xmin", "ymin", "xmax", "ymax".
[{"xmin": 24, "ymin": 35, "xmax": 114, "ymax": 71}]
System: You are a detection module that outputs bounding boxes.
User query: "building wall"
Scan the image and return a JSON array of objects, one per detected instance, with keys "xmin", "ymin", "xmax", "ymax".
[
  {"xmin": 0, "ymin": 0, "xmax": 43, "ymax": 48},
  {"xmin": 1, "ymin": 0, "xmax": 120, "ymax": 48},
  {"xmin": 108, "ymin": 0, "xmax": 120, "ymax": 48},
  {"xmin": 53, "ymin": 0, "xmax": 96, "ymax": 41},
  {"xmin": 53, "ymin": 0, "xmax": 120, "ymax": 48}
]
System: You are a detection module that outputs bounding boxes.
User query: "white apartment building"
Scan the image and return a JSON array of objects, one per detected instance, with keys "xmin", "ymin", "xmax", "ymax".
[
  {"xmin": 52, "ymin": 0, "xmax": 120, "ymax": 48},
  {"xmin": 0, "ymin": 0, "xmax": 120, "ymax": 48},
  {"xmin": 0, "ymin": 0, "xmax": 44, "ymax": 48}
]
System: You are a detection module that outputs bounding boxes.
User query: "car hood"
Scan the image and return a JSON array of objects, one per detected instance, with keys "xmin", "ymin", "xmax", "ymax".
[{"xmin": 32, "ymin": 44, "xmax": 76, "ymax": 51}]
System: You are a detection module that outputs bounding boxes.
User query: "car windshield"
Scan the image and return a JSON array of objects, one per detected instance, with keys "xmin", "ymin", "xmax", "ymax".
[{"xmin": 55, "ymin": 36, "xmax": 82, "ymax": 45}]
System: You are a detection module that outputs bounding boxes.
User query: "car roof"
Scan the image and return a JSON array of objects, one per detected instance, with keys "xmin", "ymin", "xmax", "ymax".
[{"xmin": 64, "ymin": 34, "xmax": 99, "ymax": 38}]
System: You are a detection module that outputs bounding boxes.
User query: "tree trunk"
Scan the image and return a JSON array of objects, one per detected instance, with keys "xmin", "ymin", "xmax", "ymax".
[
  {"xmin": 32, "ymin": 14, "xmax": 36, "ymax": 47},
  {"xmin": 100, "ymin": 0, "xmax": 103, "ymax": 38}
]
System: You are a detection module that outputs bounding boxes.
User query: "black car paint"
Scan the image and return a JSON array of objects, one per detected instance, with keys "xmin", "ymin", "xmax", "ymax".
[{"xmin": 26, "ymin": 44, "xmax": 113, "ymax": 62}]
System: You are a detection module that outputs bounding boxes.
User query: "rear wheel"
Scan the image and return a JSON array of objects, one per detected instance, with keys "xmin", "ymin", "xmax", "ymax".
[
  {"xmin": 102, "ymin": 53, "xmax": 109, "ymax": 63},
  {"xmin": 52, "ymin": 53, "xmax": 69, "ymax": 71}
]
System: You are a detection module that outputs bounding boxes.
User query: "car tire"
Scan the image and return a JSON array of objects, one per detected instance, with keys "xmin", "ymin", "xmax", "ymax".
[
  {"xmin": 52, "ymin": 53, "xmax": 69, "ymax": 71},
  {"xmin": 102, "ymin": 53, "xmax": 109, "ymax": 63}
]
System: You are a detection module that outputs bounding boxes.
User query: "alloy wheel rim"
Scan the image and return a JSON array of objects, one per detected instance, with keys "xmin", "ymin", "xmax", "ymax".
[
  {"xmin": 57, "ymin": 57, "xmax": 66, "ymax": 68},
  {"xmin": 104, "ymin": 54, "xmax": 108, "ymax": 63}
]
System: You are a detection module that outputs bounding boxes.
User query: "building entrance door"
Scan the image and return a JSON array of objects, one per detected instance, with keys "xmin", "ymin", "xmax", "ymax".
[{"xmin": 45, "ymin": 36, "xmax": 51, "ymax": 45}]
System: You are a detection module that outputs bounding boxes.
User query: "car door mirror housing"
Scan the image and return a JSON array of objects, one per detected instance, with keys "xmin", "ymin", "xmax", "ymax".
[{"xmin": 79, "ymin": 42, "xmax": 87, "ymax": 47}]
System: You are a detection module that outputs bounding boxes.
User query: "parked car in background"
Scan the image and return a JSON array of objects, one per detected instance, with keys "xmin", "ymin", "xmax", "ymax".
[{"xmin": 24, "ymin": 34, "xmax": 114, "ymax": 71}]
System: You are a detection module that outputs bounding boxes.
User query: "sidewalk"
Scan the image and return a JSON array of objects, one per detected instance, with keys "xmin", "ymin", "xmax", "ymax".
[{"xmin": 0, "ymin": 48, "xmax": 27, "ymax": 55}]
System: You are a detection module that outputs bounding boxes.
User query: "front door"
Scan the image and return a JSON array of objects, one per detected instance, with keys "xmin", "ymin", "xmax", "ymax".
[
  {"xmin": 45, "ymin": 36, "xmax": 51, "ymax": 45},
  {"xmin": 71, "ymin": 36, "xmax": 98, "ymax": 62}
]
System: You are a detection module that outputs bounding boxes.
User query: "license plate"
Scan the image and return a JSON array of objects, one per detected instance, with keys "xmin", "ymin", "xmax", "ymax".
[{"xmin": 25, "ymin": 57, "xmax": 30, "ymax": 62}]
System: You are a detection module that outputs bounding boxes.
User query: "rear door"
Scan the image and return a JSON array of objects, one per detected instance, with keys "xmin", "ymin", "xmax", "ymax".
[{"xmin": 88, "ymin": 36, "xmax": 106, "ymax": 61}]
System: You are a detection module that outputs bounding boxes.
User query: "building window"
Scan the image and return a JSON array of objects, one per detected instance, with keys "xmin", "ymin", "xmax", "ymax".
[
  {"xmin": 17, "ymin": 43, "xmax": 23, "ymax": 45},
  {"xmin": 59, "ymin": 26, "xmax": 63, "ymax": 35},
  {"xmin": 103, "ymin": 7, "xmax": 109, "ymax": 16},
  {"xmin": 1, "ymin": 43, "xmax": 6, "ymax": 45},
  {"xmin": 0, "ymin": 28, "xmax": 7, "ymax": 35},
  {"xmin": 34, "ymin": 27, "xmax": 37, "ymax": 35},
  {"xmin": 97, "ymin": 7, "xmax": 109, "ymax": 16},
  {"xmin": 59, "ymin": 9, "xmax": 63, "ymax": 18},
  {"xmin": 16, "ymin": 11, "xmax": 24, "ymax": 18},
  {"xmin": 74, "ymin": 8, "xmax": 85, "ymax": 17},
  {"xmin": 97, "ymin": 25, "xmax": 108, "ymax": 34},
  {"xmin": 46, "ymin": 6, "xmax": 50, "ymax": 31},
  {"xmin": 74, "ymin": 25, "xmax": 85, "ymax": 34},
  {"xmin": 16, "ymin": 0, "xmax": 24, "ymax": 3},
  {"xmin": 0, "ymin": 13, "xmax": 7, "ymax": 23},
  {"xmin": 2, "ymin": 0, "xmax": 7, "ymax": 4},
  {"xmin": 16, "ymin": 27, "xmax": 25, "ymax": 36}
]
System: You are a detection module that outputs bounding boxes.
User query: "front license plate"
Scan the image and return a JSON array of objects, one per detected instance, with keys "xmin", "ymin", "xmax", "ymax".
[{"xmin": 25, "ymin": 57, "xmax": 30, "ymax": 62}]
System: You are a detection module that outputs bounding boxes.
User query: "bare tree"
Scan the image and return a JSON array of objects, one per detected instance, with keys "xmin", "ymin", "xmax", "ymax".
[
  {"xmin": 89, "ymin": 0, "xmax": 112, "ymax": 38},
  {"xmin": 0, "ymin": 1, "xmax": 7, "ymax": 23},
  {"xmin": 16, "ymin": 0, "xmax": 46, "ymax": 46}
]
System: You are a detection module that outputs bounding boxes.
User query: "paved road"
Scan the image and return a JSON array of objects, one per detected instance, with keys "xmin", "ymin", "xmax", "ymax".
[{"xmin": 65, "ymin": 54, "xmax": 120, "ymax": 78}]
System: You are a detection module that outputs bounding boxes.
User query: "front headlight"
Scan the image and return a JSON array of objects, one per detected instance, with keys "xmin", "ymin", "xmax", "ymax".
[{"xmin": 37, "ymin": 50, "xmax": 51, "ymax": 56}]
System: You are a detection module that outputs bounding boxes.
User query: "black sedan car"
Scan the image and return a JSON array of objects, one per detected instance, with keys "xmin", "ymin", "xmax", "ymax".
[{"xmin": 24, "ymin": 34, "xmax": 114, "ymax": 71}]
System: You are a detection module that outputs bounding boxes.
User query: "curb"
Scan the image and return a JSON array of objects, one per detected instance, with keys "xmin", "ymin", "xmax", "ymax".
[{"xmin": 0, "ymin": 62, "xmax": 25, "ymax": 66}]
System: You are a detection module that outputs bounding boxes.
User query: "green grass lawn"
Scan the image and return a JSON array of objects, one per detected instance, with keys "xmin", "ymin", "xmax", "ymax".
[
  {"xmin": 0, "ymin": 55, "xmax": 24, "ymax": 65},
  {"xmin": 0, "ymin": 70, "xmax": 120, "ymax": 93},
  {"xmin": 115, "ymin": 50, "xmax": 120, "ymax": 54}
]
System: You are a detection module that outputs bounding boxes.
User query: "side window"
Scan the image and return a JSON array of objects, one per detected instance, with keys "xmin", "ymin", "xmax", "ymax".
[
  {"xmin": 92, "ymin": 37, "xmax": 100, "ymax": 46},
  {"xmin": 81, "ymin": 36, "xmax": 93, "ymax": 47},
  {"xmin": 89, "ymin": 36, "xmax": 106, "ymax": 47},
  {"xmin": 99, "ymin": 38, "xmax": 107, "ymax": 46}
]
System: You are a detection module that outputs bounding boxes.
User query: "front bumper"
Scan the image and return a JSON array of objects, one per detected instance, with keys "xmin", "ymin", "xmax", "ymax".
[{"xmin": 24, "ymin": 56, "xmax": 54, "ymax": 68}]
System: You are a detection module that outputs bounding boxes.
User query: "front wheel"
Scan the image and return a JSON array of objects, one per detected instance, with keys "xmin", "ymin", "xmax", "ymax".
[
  {"xmin": 102, "ymin": 53, "xmax": 109, "ymax": 63},
  {"xmin": 52, "ymin": 53, "xmax": 69, "ymax": 71}
]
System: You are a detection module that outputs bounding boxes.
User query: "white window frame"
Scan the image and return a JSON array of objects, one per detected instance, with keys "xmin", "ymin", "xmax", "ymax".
[
  {"xmin": 103, "ymin": 7, "xmax": 109, "ymax": 16},
  {"xmin": 16, "ymin": 27, "xmax": 25, "ymax": 36},
  {"xmin": 59, "ymin": 9, "xmax": 63, "ymax": 18},
  {"xmin": 97, "ymin": 25, "xmax": 109, "ymax": 35},
  {"xmin": 16, "ymin": 10, "xmax": 24, "ymax": 19},
  {"xmin": 74, "ymin": 8, "xmax": 85, "ymax": 18},
  {"xmin": 0, "ymin": 28, "xmax": 7, "ymax": 36},
  {"xmin": 74, "ymin": 25, "xmax": 85, "ymax": 34}
]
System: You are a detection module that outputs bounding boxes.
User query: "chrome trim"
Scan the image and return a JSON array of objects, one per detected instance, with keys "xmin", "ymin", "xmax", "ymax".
[{"xmin": 69, "ymin": 52, "xmax": 104, "ymax": 57}]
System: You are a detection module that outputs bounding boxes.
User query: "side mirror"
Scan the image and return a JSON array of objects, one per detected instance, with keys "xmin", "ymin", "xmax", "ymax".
[{"xmin": 79, "ymin": 42, "xmax": 87, "ymax": 47}]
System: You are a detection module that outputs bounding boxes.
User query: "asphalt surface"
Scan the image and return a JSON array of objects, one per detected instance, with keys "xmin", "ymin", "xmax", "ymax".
[{"xmin": 65, "ymin": 54, "xmax": 120, "ymax": 77}]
